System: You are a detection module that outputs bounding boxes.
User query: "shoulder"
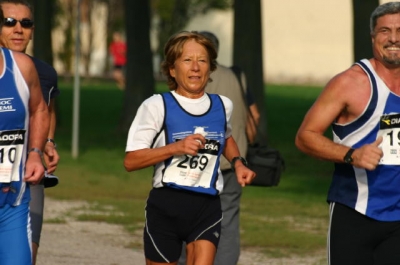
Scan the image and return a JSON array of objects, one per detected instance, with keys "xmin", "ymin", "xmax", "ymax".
[
  {"xmin": 141, "ymin": 94, "xmax": 164, "ymax": 108},
  {"xmin": 325, "ymin": 63, "xmax": 369, "ymax": 93},
  {"xmin": 12, "ymin": 51, "xmax": 37, "ymax": 80},
  {"xmin": 217, "ymin": 94, "xmax": 233, "ymax": 110},
  {"xmin": 30, "ymin": 56, "xmax": 57, "ymax": 76}
]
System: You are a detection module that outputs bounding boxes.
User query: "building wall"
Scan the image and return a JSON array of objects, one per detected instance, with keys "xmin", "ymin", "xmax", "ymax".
[{"xmin": 185, "ymin": 0, "xmax": 390, "ymax": 85}]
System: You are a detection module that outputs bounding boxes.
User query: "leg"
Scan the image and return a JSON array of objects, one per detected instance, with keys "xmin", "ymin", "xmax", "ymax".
[
  {"xmin": 374, "ymin": 220, "xmax": 400, "ymax": 265},
  {"xmin": 328, "ymin": 202, "xmax": 374, "ymax": 265},
  {"xmin": 29, "ymin": 184, "xmax": 45, "ymax": 265},
  {"xmin": 112, "ymin": 68, "xmax": 125, "ymax": 89},
  {"xmin": 186, "ymin": 240, "xmax": 216, "ymax": 265},
  {"xmin": 0, "ymin": 202, "xmax": 32, "ymax": 265},
  {"xmin": 213, "ymin": 170, "xmax": 242, "ymax": 265}
]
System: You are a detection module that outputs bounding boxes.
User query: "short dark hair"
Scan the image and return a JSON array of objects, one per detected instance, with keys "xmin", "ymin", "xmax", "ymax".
[{"xmin": 0, "ymin": 0, "xmax": 34, "ymax": 17}]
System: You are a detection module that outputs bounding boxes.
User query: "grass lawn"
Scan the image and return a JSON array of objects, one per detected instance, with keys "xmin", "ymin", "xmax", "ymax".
[{"xmin": 46, "ymin": 78, "xmax": 332, "ymax": 257}]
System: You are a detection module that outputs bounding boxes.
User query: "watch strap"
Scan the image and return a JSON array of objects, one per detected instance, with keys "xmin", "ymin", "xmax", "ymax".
[{"xmin": 231, "ymin": 156, "xmax": 248, "ymax": 171}]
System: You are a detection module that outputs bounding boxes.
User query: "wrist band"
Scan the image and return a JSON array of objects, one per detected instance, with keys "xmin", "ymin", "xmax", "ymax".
[
  {"xmin": 46, "ymin": 138, "xmax": 57, "ymax": 148},
  {"xmin": 28, "ymin": 148, "xmax": 43, "ymax": 157}
]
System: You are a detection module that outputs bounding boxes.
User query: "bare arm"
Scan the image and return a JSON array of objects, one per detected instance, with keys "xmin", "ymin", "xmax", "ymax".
[
  {"xmin": 246, "ymin": 103, "xmax": 260, "ymax": 144},
  {"xmin": 14, "ymin": 52, "xmax": 49, "ymax": 184},
  {"xmin": 223, "ymin": 136, "xmax": 255, "ymax": 187},
  {"xmin": 44, "ymin": 99, "xmax": 60, "ymax": 173},
  {"xmin": 124, "ymin": 133, "xmax": 206, "ymax": 172},
  {"xmin": 295, "ymin": 66, "xmax": 383, "ymax": 170}
]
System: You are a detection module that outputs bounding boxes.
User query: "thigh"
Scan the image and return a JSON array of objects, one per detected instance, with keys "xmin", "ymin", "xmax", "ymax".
[
  {"xmin": 375, "ymin": 221, "xmax": 400, "ymax": 265},
  {"xmin": 29, "ymin": 184, "xmax": 45, "ymax": 245},
  {"xmin": 328, "ymin": 202, "xmax": 375, "ymax": 265},
  {"xmin": 186, "ymin": 240, "xmax": 216, "ymax": 265},
  {"xmin": 144, "ymin": 191, "xmax": 182, "ymax": 263},
  {"xmin": 0, "ymin": 202, "xmax": 32, "ymax": 265}
]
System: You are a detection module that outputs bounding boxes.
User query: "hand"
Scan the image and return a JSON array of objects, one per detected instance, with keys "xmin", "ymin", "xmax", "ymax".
[
  {"xmin": 173, "ymin": 134, "xmax": 206, "ymax": 156},
  {"xmin": 24, "ymin": 152, "xmax": 45, "ymax": 185},
  {"xmin": 235, "ymin": 163, "xmax": 256, "ymax": 187},
  {"xmin": 352, "ymin": 136, "xmax": 383, "ymax": 170},
  {"xmin": 44, "ymin": 142, "xmax": 60, "ymax": 173}
]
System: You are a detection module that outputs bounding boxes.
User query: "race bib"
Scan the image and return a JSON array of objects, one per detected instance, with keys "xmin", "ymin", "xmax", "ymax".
[
  {"xmin": 0, "ymin": 130, "xmax": 25, "ymax": 182},
  {"xmin": 163, "ymin": 139, "xmax": 220, "ymax": 188},
  {"xmin": 378, "ymin": 114, "xmax": 400, "ymax": 165}
]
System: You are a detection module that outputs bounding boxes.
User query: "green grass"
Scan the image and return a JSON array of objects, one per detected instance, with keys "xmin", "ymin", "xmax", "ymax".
[{"xmin": 46, "ymin": 79, "xmax": 331, "ymax": 257}]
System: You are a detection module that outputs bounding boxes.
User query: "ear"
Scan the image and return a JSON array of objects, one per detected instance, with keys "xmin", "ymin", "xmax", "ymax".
[{"xmin": 170, "ymin": 67, "xmax": 176, "ymax": 78}]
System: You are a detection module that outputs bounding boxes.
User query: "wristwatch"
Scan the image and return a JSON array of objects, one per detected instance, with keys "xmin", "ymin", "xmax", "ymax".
[
  {"xmin": 343, "ymin": 148, "xmax": 355, "ymax": 164},
  {"xmin": 231, "ymin": 156, "xmax": 248, "ymax": 171}
]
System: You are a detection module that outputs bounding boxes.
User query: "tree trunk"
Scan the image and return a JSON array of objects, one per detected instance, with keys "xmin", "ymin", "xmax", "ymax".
[
  {"xmin": 119, "ymin": 0, "xmax": 155, "ymax": 132},
  {"xmin": 353, "ymin": 0, "xmax": 379, "ymax": 61},
  {"xmin": 233, "ymin": 0, "xmax": 266, "ymax": 139},
  {"xmin": 32, "ymin": 0, "xmax": 55, "ymax": 64}
]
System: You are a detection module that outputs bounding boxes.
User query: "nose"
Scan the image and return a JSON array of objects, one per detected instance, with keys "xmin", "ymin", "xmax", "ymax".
[
  {"xmin": 13, "ymin": 22, "xmax": 23, "ymax": 32},
  {"xmin": 191, "ymin": 60, "xmax": 200, "ymax": 71},
  {"xmin": 388, "ymin": 30, "xmax": 400, "ymax": 43}
]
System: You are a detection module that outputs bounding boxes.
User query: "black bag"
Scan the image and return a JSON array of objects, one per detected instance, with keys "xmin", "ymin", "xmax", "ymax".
[
  {"xmin": 230, "ymin": 65, "xmax": 285, "ymax": 187},
  {"xmin": 246, "ymin": 144, "xmax": 285, "ymax": 187}
]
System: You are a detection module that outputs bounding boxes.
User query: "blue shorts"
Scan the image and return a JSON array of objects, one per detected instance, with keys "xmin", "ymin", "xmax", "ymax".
[
  {"xmin": 0, "ymin": 201, "xmax": 32, "ymax": 265},
  {"xmin": 144, "ymin": 188, "xmax": 222, "ymax": 263}
]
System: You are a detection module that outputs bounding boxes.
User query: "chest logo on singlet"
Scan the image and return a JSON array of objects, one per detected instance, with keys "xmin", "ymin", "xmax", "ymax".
[{"xmin": 0, "ymin": 98, "xmax": 16, "ymax": 112}]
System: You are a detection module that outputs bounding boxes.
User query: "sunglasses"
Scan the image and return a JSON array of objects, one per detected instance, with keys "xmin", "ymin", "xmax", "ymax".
[{"xmin": 3, "ymin": 18, "xmax": 34, "ymax": 29}]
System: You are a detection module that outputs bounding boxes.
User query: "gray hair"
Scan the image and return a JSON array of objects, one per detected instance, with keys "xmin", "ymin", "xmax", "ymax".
[
  {"xmin": 199, "ymin": 31, "xmax": 220, "ymax": 52},
  {"xmin": 370, "ymin": 2, "xmax": 400, "ymax": 34}
]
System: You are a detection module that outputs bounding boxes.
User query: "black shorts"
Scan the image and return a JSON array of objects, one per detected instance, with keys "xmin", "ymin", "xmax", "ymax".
[
  {"xmin": 144, "ymin": 188, "xmax": 222, "ymax": 263},
  {"xmin": 328, "ymin": 202, "xmax": 400, "ymax": 265}
]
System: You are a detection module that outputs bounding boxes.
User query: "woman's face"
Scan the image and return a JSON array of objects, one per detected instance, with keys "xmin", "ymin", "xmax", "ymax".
[{"xmin": 170, "ymin": 39, "xmax": 211, "ymax": 98}]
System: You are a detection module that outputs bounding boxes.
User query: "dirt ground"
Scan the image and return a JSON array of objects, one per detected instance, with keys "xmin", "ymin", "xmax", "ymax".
[{"xmin": 36, "ymin": 198, "xmax": 326, "ymax": 265}]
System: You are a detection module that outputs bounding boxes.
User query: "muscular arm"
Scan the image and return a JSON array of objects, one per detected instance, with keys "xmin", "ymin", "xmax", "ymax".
[
  {"xmin": 14, "ymin": 52, "xmax": 49, "ymax": 183},
  {"xmin": 295, "ymin": 64, "xmax": 383, "ymax": 169}
]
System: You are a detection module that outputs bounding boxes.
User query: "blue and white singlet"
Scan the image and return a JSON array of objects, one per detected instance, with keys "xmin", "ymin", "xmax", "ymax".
[
  {"xmin": 329, "ymin": 59, "xmax": 400, "ymax": 221},
  {"xmin": 159, "ymin": 92, "xmax": 227, "ymax": 195},
  {"xmin": 0, "ymin": 47, "xmax": 30, "ymax": 207}
]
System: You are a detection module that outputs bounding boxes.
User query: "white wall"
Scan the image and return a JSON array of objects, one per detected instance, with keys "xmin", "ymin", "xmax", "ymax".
[{"xmin": 185, "ymin": 0, "xmax": 392, "ymax": 85}]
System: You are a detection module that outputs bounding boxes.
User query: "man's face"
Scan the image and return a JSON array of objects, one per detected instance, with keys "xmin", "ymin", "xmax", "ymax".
[
  {"xmin": 0, "ymin": 3, "xmax": 34, "ymax": 53},
  {"xmin": 372, "ymin": 13, "xmax": 400, "ymax": 66}
]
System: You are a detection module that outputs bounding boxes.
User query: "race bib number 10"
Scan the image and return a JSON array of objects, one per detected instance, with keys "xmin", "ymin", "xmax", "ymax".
[
  {"xmin": 0, "ymin": 129, "xmax": 25, "ymax": 182},
  {"xmin": 378, "ymin": 114, "xmax": 400, "ymax": 165}
]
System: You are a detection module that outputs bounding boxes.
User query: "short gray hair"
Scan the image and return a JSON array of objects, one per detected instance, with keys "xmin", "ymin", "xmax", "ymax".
[{"xmin": 370, "ymin": 2, "xmax": 400, "ymax": 34}]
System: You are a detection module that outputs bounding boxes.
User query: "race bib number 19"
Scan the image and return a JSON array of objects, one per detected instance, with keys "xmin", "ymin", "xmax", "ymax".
[
  {"xmin": 0, "ymin": 130, "xmax": 25, "ymax": 182},
  {"xmin": 378, "ymin": 114, "xmax": 400, "ymax": 165}
]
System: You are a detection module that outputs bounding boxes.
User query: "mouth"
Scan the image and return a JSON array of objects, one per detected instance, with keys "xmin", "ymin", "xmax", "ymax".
[{"xmin": 385, "ymin": 45, "xmax": 400, "ymax": 51}]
